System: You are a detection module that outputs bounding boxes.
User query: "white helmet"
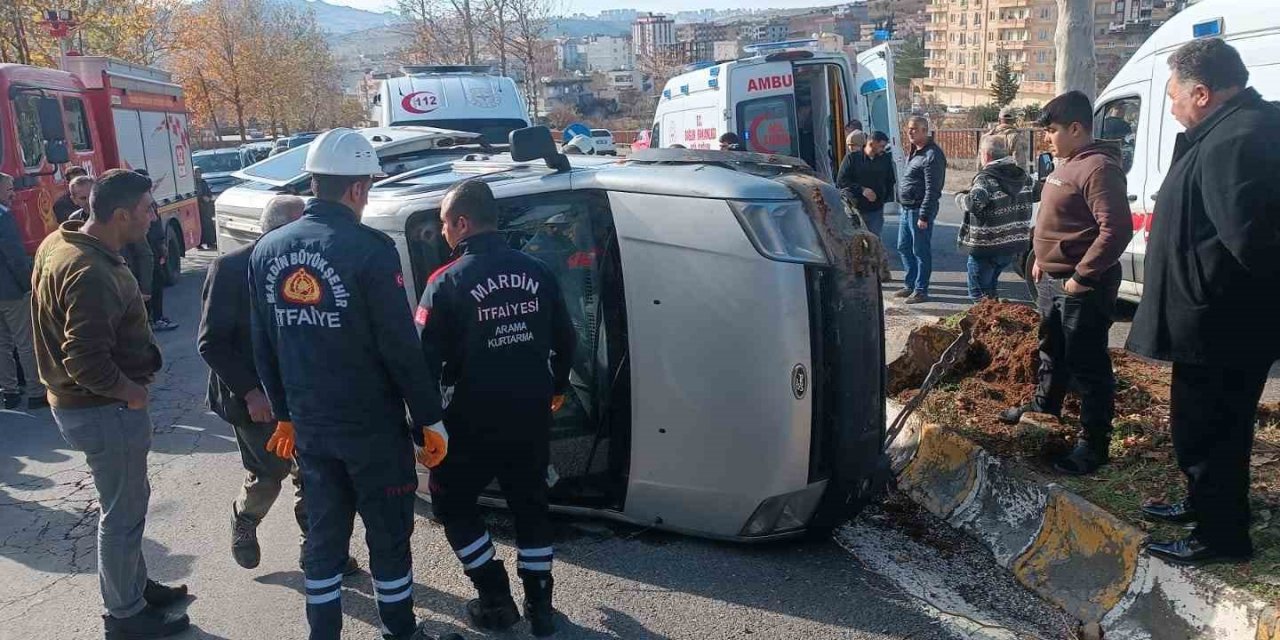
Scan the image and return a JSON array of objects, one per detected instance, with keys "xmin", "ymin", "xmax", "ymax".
[{"xmin": 303, "ymin": 128, "xmax": 382, "ymax": 176}]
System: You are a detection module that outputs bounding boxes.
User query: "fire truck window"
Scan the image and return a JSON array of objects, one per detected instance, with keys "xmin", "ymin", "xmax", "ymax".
[
  {"xmin": 736, "ymin": 95, "xmax": 798, "ymax": 157},
  {"xmin": 14, "ymin": 94, "xmax": 45, "ymax": 169},
  {"xmin": 63, "ymin": 97, "xmax": 93, "ymax": 152}
]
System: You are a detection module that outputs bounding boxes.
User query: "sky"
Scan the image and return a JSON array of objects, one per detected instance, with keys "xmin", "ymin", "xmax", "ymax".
[{"xmin": 324, "ymin": 0, "xmax": 849, "ymax": 16}]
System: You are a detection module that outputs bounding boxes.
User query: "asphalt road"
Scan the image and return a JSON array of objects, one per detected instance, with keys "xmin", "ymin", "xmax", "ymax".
[
  {"xmin": 0, "ymin": 250, "xmax": 1003, "ymax": 640},
  {"xmin": 880, "ymin": 198, "xmax": 1280, "ymax": 402}
]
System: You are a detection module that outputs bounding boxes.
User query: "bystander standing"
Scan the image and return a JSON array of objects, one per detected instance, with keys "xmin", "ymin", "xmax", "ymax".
[
  {"xmin": 956, "ymin": 134, "xmax": 1033, "ymax": 302},
  {"xmin": 1126, "ymin": 39, "xmax": 1280, "ymax": 566},
  {"xmin": 895, "ymin": 116, "xmax": 946, "ymax": 304},
  {"xmin": 999, "ymin": 91, "xmax": 1133, "ymax": 476}
]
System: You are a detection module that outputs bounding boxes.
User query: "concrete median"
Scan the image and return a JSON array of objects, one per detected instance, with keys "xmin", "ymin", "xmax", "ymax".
[{"xmin": 887, "ymin": 400, "xmax": 1275, "ymax": 639}]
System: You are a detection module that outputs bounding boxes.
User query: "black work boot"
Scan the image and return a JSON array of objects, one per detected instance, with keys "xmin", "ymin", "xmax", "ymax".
[
  {"xmin": 521, "ymin": 573, "xmax": 557, "ymax": 637},
  {"xmin": 1052, "ymin": 438, "xmax": 1110, "ymax": 476},
  {"xmin": 998, "ymin": 403, "xmax": 1060, "ymax": 425},
  {"xmin": 391, "ymin": 621, "xmax": 466, "ymax": 640},
  {"xmin": 231, "ymin": 504, "xmax": 260, "ymax": 569},
  {"xmin": 103, "ymin": 604, "xmax": 190, "ymax": 639},
  {"xmin": 143, "ymin": 579, "xmax": 188, "ymax": 608},
  {"xmin": 464, "ymin": 560, "xmax": 520, "ymax": 631}
]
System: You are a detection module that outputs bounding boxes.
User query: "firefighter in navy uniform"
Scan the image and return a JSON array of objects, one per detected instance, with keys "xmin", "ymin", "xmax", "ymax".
[
  {"xmin": 417, "ymin": 180, "xmax": 575, "ymax": 637},
  {"xmin": 247, "ymin": 129, "xmax": 456, "ymax": 640}
]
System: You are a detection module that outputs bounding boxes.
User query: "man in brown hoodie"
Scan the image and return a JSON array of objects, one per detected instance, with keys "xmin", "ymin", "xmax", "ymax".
[
  {"xmin": 31, "ymin": 169, "xmax": 191, "ymax": 639},
  {"xmin": 999, "ymin": 91, "xmax": 1134, "ymax": 476}
]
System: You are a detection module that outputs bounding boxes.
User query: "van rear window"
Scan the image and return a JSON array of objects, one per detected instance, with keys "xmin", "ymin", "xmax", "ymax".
[{"xmin": 737, "ymin": 95, "xmax": 798, "ymax": 157}]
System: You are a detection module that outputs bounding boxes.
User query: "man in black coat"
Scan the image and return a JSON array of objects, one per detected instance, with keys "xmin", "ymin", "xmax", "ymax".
[
  {"xmin": 197, "ymin": 195, "xmax": 335, "ymax": 571},
  {"xmin": 1127, "ymin": 38, "xmax": 1280, "ymax": 565}
]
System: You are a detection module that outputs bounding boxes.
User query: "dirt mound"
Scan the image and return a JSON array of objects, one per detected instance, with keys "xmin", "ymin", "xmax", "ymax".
[{"xmin": 958, "ymin": 299, "xmax": 1043, "ymax": 385}]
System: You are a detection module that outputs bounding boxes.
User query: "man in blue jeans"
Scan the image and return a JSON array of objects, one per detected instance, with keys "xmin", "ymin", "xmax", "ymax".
[
  {"xmin": 956, "ymin": 134, "xmax": 1034, "ymax": 302},
  {"xmin": 896, "ymin": 116, "xmax": 946, "ymax": 304}
]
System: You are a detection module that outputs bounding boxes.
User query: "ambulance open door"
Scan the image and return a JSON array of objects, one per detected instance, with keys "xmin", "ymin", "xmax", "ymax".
[{"xmin": 855, "ymin": 44, "xmax": 902, "ymax": 209}]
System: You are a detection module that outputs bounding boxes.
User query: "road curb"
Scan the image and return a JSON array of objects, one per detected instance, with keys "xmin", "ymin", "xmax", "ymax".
[{"xmin": 887, "ymin": 400, "xmax": 1275, "ymax": 638}]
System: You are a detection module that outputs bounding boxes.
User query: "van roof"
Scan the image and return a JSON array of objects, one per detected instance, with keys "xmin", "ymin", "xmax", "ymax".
[
  {"xmin": 380, "ymin": 73, "xmax": 527, "ymax": 124},
  {"xmin": 1128, "ymin": 0, "xmax": 1280, "ymax": 62}
]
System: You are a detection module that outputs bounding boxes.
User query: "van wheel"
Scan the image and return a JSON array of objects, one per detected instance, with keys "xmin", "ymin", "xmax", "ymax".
[
  {"xmin": 161, "ymin": 225, "xmax": 182, "ymax": 286},
  {"xmin": 1022, "ymin": 251, "xmax": 1037, "ymax": 301}
]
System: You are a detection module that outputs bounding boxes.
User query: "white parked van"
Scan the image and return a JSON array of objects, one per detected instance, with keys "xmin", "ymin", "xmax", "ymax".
[
  {"xmin": 651, "ymin": 40, "xmax": 900, "ymax": 183},
  {"xmin": 1093, "ymin": 0, "xmax": 1279, "ymax": 302},
  {"xmin": 371, "ymin": 65, "xmax": 531, "ymax": 144}
]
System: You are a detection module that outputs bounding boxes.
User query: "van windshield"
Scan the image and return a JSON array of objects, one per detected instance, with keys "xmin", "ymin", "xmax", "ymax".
[{"xmin": 390, "ymin": 118, "xmax": 528, "ymax": 145}]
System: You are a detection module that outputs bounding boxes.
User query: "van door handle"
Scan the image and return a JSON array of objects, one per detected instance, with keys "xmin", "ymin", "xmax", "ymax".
[{"xmin": 1127, "ymin": 194, "xmax": 1138, "ymax": 202}]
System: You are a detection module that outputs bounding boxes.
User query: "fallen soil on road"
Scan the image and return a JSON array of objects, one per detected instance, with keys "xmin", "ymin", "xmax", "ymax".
[{"xmin": 894, "ymin": 299, "xmax": 1280, "ymax": 599}]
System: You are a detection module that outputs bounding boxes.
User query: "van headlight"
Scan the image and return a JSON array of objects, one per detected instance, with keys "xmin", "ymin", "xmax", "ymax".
[{"xmin": 729, "ymin": 201, "xmax": 829, "ymax": 265}]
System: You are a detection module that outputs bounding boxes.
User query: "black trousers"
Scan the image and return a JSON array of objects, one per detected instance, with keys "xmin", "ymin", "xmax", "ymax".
[
  {"xmin": 1172, "ymin": 361, "xmax": 1271, "ymax": 555},
  {"xmin": 429, "ymin": 425, "xmax": 554, "ymax": 584},
  {"xmin": 296, "ymin": 430, "xmax": 418, "ymax": 640},
  {"xmin": 1033, "ymin": 274, "xmax": 1118, "ymax": 443},
  {"xmin": 146, "ymin": 266, "xmax": 165, "ymax": 322}
]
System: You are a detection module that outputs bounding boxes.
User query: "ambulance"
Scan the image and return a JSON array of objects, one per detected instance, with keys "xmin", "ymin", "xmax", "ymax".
[
  {"xmin": 1031, "ymin": 0, "xmax": 1280, "ymax": 302},
  {"xmin": 651, "ymin": 40, "xmax": 900, "ymax": 183},
  {"xmin": 370, "ymin": 65, "xmax": 531, "ymax": 144}
]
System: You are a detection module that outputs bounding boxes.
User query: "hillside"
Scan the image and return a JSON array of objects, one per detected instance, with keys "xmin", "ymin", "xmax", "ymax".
[{"xmin": 281, "ymin": 0, "xmax": 397, "ymax": 34}]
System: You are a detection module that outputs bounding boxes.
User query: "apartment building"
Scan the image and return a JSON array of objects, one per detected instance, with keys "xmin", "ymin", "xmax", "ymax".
[
  {"xmin": 633, "ymin": 13, "xmax": 677, "ymax": 59},
  {"xmin": 920, "ymin": 0, "xmax": 1185, "ymax": 109},
  {"xmin": 921, "ymin": 0, "xmax": 1059, "ymax": 109},
  {"xmin": 584, "ymin": 34, "xmax": 635, "ymax": 72}
]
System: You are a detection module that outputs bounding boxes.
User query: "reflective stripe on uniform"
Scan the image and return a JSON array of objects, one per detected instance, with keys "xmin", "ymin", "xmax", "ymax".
[
  {"xmin": 517, "ymin": 546, "xmax": 553, "ymax": 572},
  {"xmin": 305, "ymin": 573, "xmax": 344, "ymax": 605},
  {"xmin": 463, "ymin": 547, "xmax": 495, "ymax": 570},
  {"xmin": 372, "ymin": 573, "xmax": 412, "ymax": 591},
  {"xmin": 377, "ymin": 585, "xmax": 414, "ymax": 603},
  {"xmin": 454, "ymin": 532, "xmax": 491, "ymax": 559},
  {"xmin": 305, "ymin": 574, "xmax": 344, "ymax": 590}
]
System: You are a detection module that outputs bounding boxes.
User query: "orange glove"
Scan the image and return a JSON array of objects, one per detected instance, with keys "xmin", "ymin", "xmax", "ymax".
[
  {"xmin": 266, "ymin": 421, "xmax": 296, "ymax": 459},
  {"xmin": 417, "ymin": 421, "xmax": 449, "ymax": 468},
  {"xmin": 551, "ymin": 394, "xmax": 566, "ymax": 413}
]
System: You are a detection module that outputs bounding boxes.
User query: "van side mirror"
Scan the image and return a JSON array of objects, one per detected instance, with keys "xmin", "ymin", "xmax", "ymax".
[
  {"xmin": 510, "ymin": 126, "xmax": 569, "ymax": 172},
  {"xmin": 44, "ymin": 139, "xmax": 70, "ymax": 165},
  {"xmin": 1035, "ymin": 152, "xmax": 1054, "ymax": 178}
]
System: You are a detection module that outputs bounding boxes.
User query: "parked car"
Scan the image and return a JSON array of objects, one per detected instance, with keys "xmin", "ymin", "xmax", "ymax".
[
  {"xmin": 247, "ymin": 128, "xmax": 264, "ymax": 139},
  {"xmin": 217, "ymin": 126, "xmax": 889, "ymax": 542},
  {"xmin": 590, "ymin": 129, "xmax": 617, "ymax": 155},
  {"xmin": 192, "ymin": 148, "xmax": 250, "ymax": 196}
]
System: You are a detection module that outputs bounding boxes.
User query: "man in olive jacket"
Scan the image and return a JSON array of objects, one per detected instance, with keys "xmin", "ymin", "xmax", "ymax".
[{"xmin": 1127, "ymin": 39, "xmax": 1280, "ymax": 566}]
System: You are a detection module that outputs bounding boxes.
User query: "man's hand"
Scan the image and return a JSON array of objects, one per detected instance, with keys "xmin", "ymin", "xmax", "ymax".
[
  {"xmin": 244, "ymin": 388, "xmax": 274, "ymax": 424},
  {"xmin": 1064, "ymin": 278, "xmax": 1093, "ymax": 296},
  {"xmin": 551, "ymin": 394, "xmax": 566, "ymax": 413},
  {"xmin": 417, "ymin": 422, "xmax": 448, "ymax": 468},
  {"xmin": 1031, "ymin": 261, "xmax": 1043, "ymax": 283},
  {"xmin": 121, "ymin": 382, "xmax": 149, "ymax": 410},
  {"xmin": 917, "ymin": 218, "xmax": 930, "ymax": 230},
  {"xmin": 266, "ymin": 421, "xmax": 295, "ymax": 459},
  {"xmin": 862, "ymin": 188, "xmax": 878, "ymax": 203}
]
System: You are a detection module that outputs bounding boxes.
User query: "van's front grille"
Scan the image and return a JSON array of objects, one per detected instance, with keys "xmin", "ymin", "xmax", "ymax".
[{"xmin": 805, "ymin": 265, "xmax": 839, "ymax": 483}]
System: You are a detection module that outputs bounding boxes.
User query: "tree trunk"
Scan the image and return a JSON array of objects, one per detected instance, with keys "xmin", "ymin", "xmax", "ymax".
[
  {"xmin": 1054, "ymin": 0, "xmax": 1096, "ymax": 102},
  {"xmin": 196, "ymin": 70, "xmax": 221, "ymax": 139}
]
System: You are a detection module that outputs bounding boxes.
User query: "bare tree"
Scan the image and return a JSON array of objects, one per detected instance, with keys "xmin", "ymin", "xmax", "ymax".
[
  {"xmin": 395, "ymin": 0, "xmax": 472, "ymax": 64},
  {"xmin": 1054, "ymin": 0, "xmax": 1096, "ymax": 101},
  {"xmin": 480, "ymin": 0, "xmax": 512, "ymax": 75},
  {"xmin": 507, "ymin": 0, "xmax": 557, "ymax": 118}
]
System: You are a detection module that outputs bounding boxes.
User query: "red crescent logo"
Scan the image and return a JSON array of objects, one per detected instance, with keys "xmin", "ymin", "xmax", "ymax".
[{"xmin": 402, "ymin": 91, "xmax": 440, "ymax": 115}]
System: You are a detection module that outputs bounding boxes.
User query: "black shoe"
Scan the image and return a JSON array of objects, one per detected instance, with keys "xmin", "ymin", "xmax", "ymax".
[
  {"xmin": 143, "ymin": 579, "xmax": 188, "ymax": 608},
  {"xmin": 231, "ymin": 507, "xmax": 260, "ymax": 569},
  {"xmin": 893, "ymin": 288, "xmax": 914, "ymax": 298},
  {"xmin": 1147, "ymin": 535, "xmax": 1252, "ymax": 566},
  {"xmin": 464, "ymin": 560, "xmax": 520, "ymax": 631},
  {"xmin": 2, "ymin": 392, "xmax": 20, "ymax": 410},
  {"xmin": 1052, "ymin": 440, "xmax": 1109, "ymax": 476},
  {"xmin": 103, "ymin": 604, "xmax": 190, "ymax": 639},
  {"xmin": 997, "ymin": 404, "xmax": 1058, "ymax": 425},
  {"xmin": 903, "ymin": 291, "xmax": 929, "ymax": 305},
  {"xmin": 1141, "ymin": 500, "xmax": 1198, "ymax": 524},
  {"xmin": 522, "ymin": 574, "xmax": 557, "ymax": 637}
]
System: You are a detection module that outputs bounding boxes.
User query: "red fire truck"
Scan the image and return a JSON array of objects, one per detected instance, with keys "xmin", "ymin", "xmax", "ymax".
[{"xmin": 0, "ymin": 55, "xmax": 199, "ymax": 281}]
